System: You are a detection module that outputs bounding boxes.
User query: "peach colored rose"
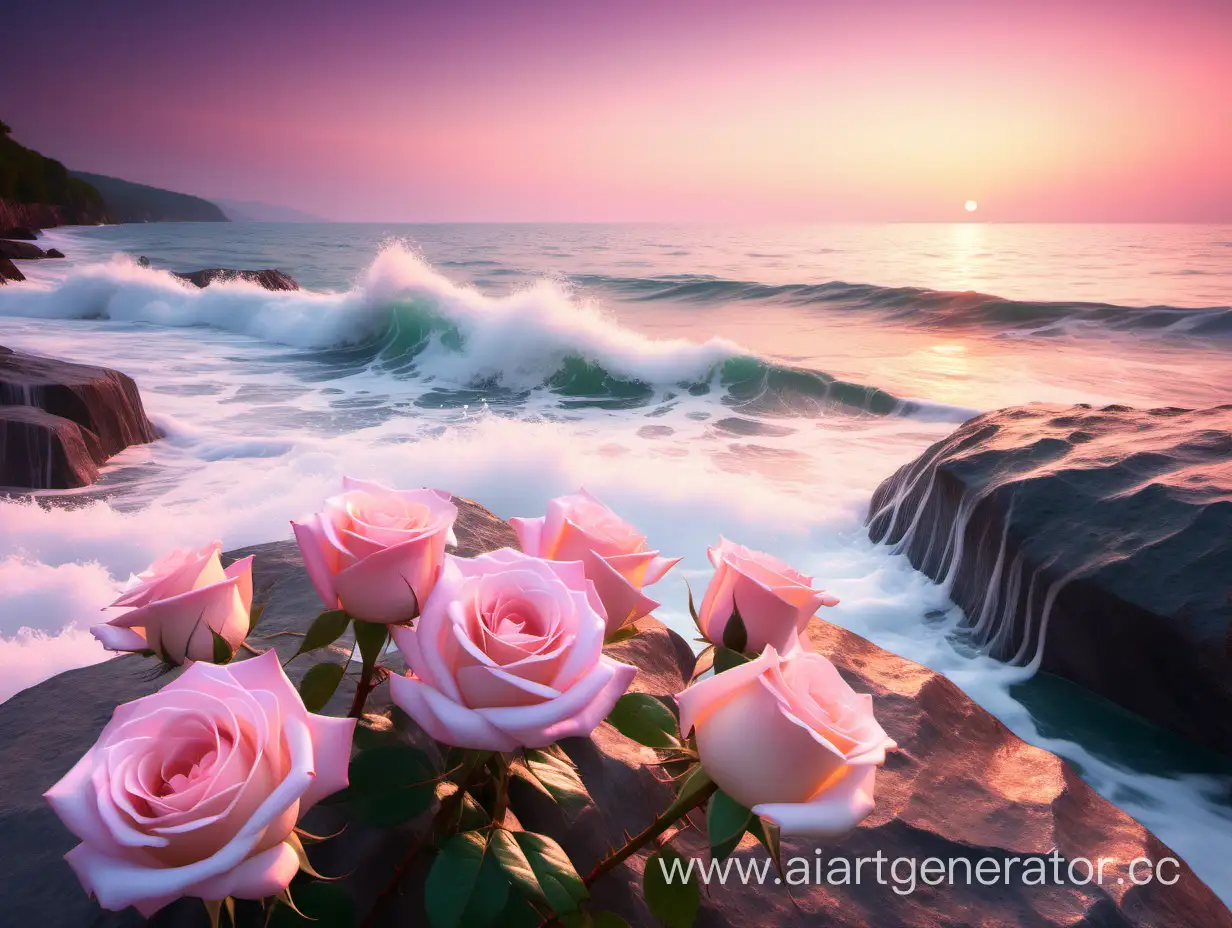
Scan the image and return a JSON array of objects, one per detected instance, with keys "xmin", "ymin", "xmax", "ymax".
[
  {"xmin": 91, "ymin": 542, "xmax": 254, "ymax": 665},
  {"xmin": 697, "ymin": 538, "xmax": 838, "ymax": 653},
  {"xmin": 43, "ymin": 650, "xmax": 355, "ymax": 916},
  {"xmin": 389, "ymin": 548, "xmax": 636, "ymax": 750},
  {"xmin": 510, "ymin": 490, "xmax": 680, "ymax": 634},
  {"xmin": 292, "ymin": 476, "xmax": 458, "ymax": 623},
  {"xmin": 678, "ymin": 645, "xmax": 895, "ymax": 837}
]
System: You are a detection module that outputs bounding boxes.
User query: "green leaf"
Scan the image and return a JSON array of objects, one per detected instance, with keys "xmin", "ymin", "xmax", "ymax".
[
  {"xmin": 523, "ymin": 746, "xmax": 591, "ymax": 817},
  {"xmin": 347, "ymin": 744, "xmax": 437, "ymax": 826},
  {"xmin": 712, "ymin": 646, "xmax": 751, "ymax": 674},
  {"xmin": 721, "ymin": 600, "xmax": 747, "ymax": 653},
  {"xmin": 210, "ymin": 628, "xmax": 233, "ymax": 665},
  {"xmin": 606, "ymin": 693, "xmax": 680, "ymax": 749},
  {"xmin": 248, "ymin": 601, "xmax": 267, "ymax": 636},
  {"xmin": 685, "ymin": 580, "xmax": 701, "ymax": 626},
  {"xmin": 491, "ymin": 829, "xmax": 587, "ymax": 916},
  {"xmin": 644, "ymin": 845, "xmax": 699, "ymax": 928},
  {"xmin": 516, "ymin": 831, "xmax": 588, "ymax": 915},
  {"xmin": 427, "ymin": 831, "xmax": 510, "ymax": 928},
  {"xmin": 291, "ymin": 609, "xmax": 350, "ymax": 661},
  {"xmin": 498, "ymin": 892, "xmax": 544, "ymax": 928},
  {"xmin": 707, "ymin": 790, "xmax": 755, "ymax": 861},
  {"xmin": 298, "ymin": 662, "xmax": 346, "ymax": 713},
  {"xmin": 353, "ymin": 618, "xmax": 388, "ymax": 675}
]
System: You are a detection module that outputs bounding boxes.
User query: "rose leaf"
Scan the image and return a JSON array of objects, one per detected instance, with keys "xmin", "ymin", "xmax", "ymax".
[
  {"xmin": 291, "ymin": 609, "xmax": 350, "ymax": 660},
  {"xmin": 298, "ymin": 662, "xmax": 346, "ymax": 713},
  {"xmin": 605, "ymin": 693, "xmax": 680, "ymax": 749},
  {"xmin": 644, "ymin": 845, "xmax": 700, "ymax": 928},
  {"xmin": 707, "ymin": 790, "xmax": 755, "ymax": 861},
  {"xmin": 426, "ymin": 831, "xmax": 510, "ymax": 928}
]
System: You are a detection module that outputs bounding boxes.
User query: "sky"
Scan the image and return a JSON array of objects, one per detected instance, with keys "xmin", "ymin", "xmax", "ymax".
[{"xmin": 3, "ymin": 0, "xmax": 1230, "ymax": 222}]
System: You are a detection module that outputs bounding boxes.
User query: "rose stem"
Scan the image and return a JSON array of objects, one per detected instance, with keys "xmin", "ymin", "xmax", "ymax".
[
  {"xmin": 488, "ymin": 755, "xmax": 510, "ymax": 826},
  {"xmin": 361, "ymin": 757, "xmax": 493, "ymax": 927},
  {"xmin": 347, "ymin": 664, "xmax": 381, "ymax": 718},
  {"xmin": 533, "ymin": 777, "xmax": 716, "ymax": 928},
  {"xmin": 583, "ymin": 777, "xmax": 715, "ymax": 886}
]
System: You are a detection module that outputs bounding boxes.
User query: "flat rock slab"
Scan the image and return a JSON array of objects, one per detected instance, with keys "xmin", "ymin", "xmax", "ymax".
[
  {"xmin": 868, "ymin": 402, "xmax": 1232, "ymax": 756},
  {"xmin": 173, "ymin": 268, "xmax": 300, "ymax": 291},
  {"xmin": 0, "ymin": 346, "xmax": 161, "ymax": 488},
  {"xmin": 1, "ymin": 498, "xmax": 1226, "ymax": 926}
]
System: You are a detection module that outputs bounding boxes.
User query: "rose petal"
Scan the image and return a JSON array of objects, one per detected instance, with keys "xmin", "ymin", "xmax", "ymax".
[
  {"xmin": 753, "ymin": 764, "xmax": 880, "ymax": 838},
  {"xmin": 388, "ymin": 674, "xmax": 519, "ymax": 751}
]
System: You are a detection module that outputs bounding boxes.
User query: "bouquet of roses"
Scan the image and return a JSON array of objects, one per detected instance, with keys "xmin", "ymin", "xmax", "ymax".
[{"xmin": 46, "ymin": 479, "xmax": 894, "ymax": 927}]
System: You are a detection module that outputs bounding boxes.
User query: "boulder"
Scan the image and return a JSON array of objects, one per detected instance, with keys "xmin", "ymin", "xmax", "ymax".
[
  {"xmin": 172, "ymin": 268, "xmax": 299, "ymax": 291},
  {"xmin": 867, "ymin": 403, "xmax": 1232, "ymax": 756},
  {"xmin": 45, "ymin": 248, "xmax": 65, "ymax": 259},
  {"xmin": 1, "ymin": 498, "xmax": 1227, "ymax": 927},
  {"xmin": 0, "ymin": 239, "xmax": 48, "ymax": 260},
  {"xmin": 0, "ymin": 347, "xmax": 161, "ymax": 489},
  {"xmin": 1, "ymin": 226, "xmax": 39, "ymax": 240},
  {"xmin": 0, "ymin": 404, "xmax": 104, "ymax": 488},
  {"xmin": 0, "ymin": 257, "xmax": 24, "ymax": 283}
]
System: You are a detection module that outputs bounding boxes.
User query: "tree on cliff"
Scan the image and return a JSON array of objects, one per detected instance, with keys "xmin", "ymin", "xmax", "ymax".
[{"xmin": 0, "ymin": 122, "xmax": 105, "ymax": 220}]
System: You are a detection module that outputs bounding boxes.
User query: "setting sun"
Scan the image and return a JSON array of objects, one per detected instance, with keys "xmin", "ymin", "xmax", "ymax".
[{"xmin": 965, "ymin": 200, "xmax": 979, "ymax": 212}]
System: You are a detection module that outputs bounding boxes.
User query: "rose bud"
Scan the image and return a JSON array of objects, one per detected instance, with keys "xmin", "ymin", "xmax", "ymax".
[
  {"xmin": 90, "ymin": 542, "xmax": 254, "ymax": 664},
  {"xmin": 43, "ymin": 650, "xmax": 355, "ymax": 916},
  {"xmin": 510, "ymin": 489, "xmax": 680, "ymax": 635},
  {"xmin": 291, "ymin": 476, "xmax": 458, "ymax": 623},
  {"xmin": 389, "ymin": 548, "xmax": 637, "ymax": 750},
  {"xmin": 697, "ymin": 538, "xmax": 838, "ymax": 653},
  {"xmin": 678, "ymin": 645, "xmax": 895, "ymax": 837}
]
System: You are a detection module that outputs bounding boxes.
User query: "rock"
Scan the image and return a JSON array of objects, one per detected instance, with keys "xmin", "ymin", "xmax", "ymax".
[
  {"xmin": 1, "ymin": 226, "xmax": 39, "ymax": 240},
  {"xmin": 0, "ymin": 347, "xmax": 161, "ymax": 489},
  {"xmin": 0, "ymin": 239, "xmax": 49, "ymax": 260},
  {"xmin": 866, "ymin": 402, "xmax": 1232, "ymax": 755},
  {"xmin": 0, "ymin": 405, "xmax": 104, "ymax": 488},
  {"xmin": 44, "ymin": 248, "xmax": 64, "ymax": 259},
  {"xmin": 0, "ymin": 257, "xmax": 24, "ymax": 283},
  {"xmin": 1, "ymin": 499, "xmax": 1227, "ymax": 927},
  {"xmin": 172, "ymin": 268, "xmax": 299, "ymax": 291}
]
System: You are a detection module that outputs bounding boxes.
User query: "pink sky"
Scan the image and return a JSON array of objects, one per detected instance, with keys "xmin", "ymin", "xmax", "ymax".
[{"xmin": 4, "ymin": 0, "xmax": 1230, "ymax": 221}]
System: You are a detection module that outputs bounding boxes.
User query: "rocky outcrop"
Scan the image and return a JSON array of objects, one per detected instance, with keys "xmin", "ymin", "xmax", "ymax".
[
  {"xmin": 0, "ymin": 257, "xmax": 23, "ymax": 283},
  {"xmin": 1, "ymin": 226, "xmax": 38, "ymax": 240},
  {"xmin": 173, "ymin": 268, "xmax": 300, "ymax": 291},
  {"xmin": 867, "ymin": 402, "xmax": 1232, "ymax": 756},
  {"xmin": 0, "ymin": 404, "xmax": 104, "ymax": 488},
  {"xmin": 0, "ymin": 347, "xmax": 161, "ymax": 489},
  {"xmin": 1, "ymin": 499, "xmax": 1227, "ymax": 926},
  {"xmin": 0, "ymin": 239, "xmax": 50, "ymax": 260}
]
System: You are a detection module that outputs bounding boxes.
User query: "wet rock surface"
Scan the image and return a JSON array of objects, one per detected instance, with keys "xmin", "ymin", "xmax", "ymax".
[
  {"xmin": 0, "ymin": 347, "xmax": 161, "ymax": 489},
  {"xmin": 0, "ymin": 257, "xmax": 24, "ymax": 283},
  {"xmin": 2, "ymin": 498, "xmax": 1227, "ymax": 926},
  {"xmin": 172, "ymin": 268, "xmax": 300, "ymax": 291},
  {"xmin": 868, "ymin": 402, "xmax": 1232, "ymax": 756}
]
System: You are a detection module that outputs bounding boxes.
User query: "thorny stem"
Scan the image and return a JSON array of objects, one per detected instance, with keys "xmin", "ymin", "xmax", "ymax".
[
  {"xmin": 360, "ymin": 758, "xmax": 492, "ymax": 927},
  {"xmin": 582, "ymin": 778, "xmax": 716, "ymax": 887},
  {"xmin": 347, "ymin": 662, "xmax": 384, "ymax": 719}
]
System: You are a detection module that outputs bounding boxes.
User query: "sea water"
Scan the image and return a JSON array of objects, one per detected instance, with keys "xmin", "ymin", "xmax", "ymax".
[{"xmin": 1, "ymin": 221, "xmax": 1230, "ymax": 899}]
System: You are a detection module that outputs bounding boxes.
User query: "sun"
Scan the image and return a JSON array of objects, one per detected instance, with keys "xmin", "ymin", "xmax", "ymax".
[{"xmin": 964, "ymin": 200, "xmax": 979, "ymax": 212}]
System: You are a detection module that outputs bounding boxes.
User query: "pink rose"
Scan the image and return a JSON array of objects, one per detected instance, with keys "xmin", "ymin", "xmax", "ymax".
[
  {"xmin": 678, "ymin": 646, "xmax": 895, "ymax": 837},
  {"xmin": 91, "ymin": 542, "xmax": 254, "ymax": 665},
  {"xmin": 43, "ymin": 650, "xmax": 355, "ymax": 916},
  {"xmin": 510, "ymin": 490, "xmax": 680, "ymax": 634},
  {"xmin": 292, "ymin": 476, "xmax": 458, "ymax": 624},
  {"xmin": 697, "ymin": 538, "xmax": 838, "ymax": 653},
  {"xmin": 389, "ymin": 548, "xmax": 637, "ymax": 750}
]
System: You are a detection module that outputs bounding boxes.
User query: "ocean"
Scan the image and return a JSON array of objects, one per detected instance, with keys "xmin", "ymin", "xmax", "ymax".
[{"xmin": 1, "ymin": 221, "xmax": 1230, "ymax": 899}]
